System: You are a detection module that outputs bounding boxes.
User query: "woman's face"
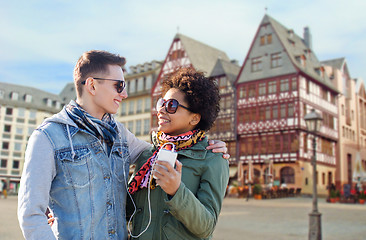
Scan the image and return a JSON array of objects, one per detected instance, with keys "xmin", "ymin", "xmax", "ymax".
[{"xmin": 157, "ymin": 88, "xmax": 200, "ymax": 136}]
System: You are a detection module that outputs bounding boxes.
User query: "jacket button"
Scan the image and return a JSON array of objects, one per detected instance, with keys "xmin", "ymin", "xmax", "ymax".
[
  {"xmin": 104, "ymin": 175, "xmax": 110, "ymax": 179},
  {"xmin": 163, "ymin": 209, "xmax": 170, "ymax": 214},
  {"xmin": 108, "ymin": 230, "xmax": 115, "ymax": 234}
]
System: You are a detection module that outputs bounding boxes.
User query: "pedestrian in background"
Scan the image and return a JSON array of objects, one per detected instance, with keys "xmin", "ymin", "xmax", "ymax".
[{"xmin": 2, "ymin": 180, "xmax": 7, "ymax": 199}]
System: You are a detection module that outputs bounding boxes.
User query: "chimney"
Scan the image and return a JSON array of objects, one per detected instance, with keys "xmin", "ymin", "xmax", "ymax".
[{"xmin": 303, "ymin": 26, "xmax": 312, "ymax": 49}]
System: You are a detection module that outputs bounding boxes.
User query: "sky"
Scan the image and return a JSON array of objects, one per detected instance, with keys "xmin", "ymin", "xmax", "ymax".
[{"xmin": 1, "ymin": 0, "xmax": 365, "ymax": 94}]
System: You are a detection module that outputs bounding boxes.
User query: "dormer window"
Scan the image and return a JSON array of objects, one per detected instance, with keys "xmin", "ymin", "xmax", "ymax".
[
  {"xmin": 44, "ymin": 98, "xmax": 52, "ymax": 107},
  {"xmin": 0, "ymin": 90, "xmax": 4, "ymax": 99},
  {"xmin": 296, "ymin": 55, "xmax": 306, "ymax": 67},
  {"xmin": 24, "ymin": 94, "xmax": 32, "ymax": 103},
  {"xmin": 11, "ymin": 92, "xmax": 19, "ymax": 100}
]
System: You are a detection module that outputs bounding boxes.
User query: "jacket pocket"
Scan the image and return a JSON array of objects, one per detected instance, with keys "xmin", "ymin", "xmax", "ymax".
[
  {"xmin": 112, "ymin": 145, "xmax": 130, "ymax": 182},
  {"xmin": 57, "ymin": 147, "xmax": 93, "ymax": 188}
]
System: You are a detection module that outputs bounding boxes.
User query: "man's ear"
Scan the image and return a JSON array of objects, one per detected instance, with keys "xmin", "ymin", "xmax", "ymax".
[
  {"xmin": 85, "ymin": 77, "xmax": 96, "ymax": 95},
  {"xmin": 190, "ymin": 113, "xmax": 201, "ymax": 126}
]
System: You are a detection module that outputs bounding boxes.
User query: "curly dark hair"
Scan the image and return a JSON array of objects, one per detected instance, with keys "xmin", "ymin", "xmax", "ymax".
[{"xmin": 161, "ymin": 67, "xmax": 220, "ymax": 131}]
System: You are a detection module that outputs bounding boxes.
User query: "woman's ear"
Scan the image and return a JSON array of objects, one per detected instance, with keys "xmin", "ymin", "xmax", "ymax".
[
  {"xmin": 85, "ymin": 77, "xmax": 96, "ymax": 95},
  {"xmin": 190, "ymin": 113, "xmax": 201, "ymax": 126}
]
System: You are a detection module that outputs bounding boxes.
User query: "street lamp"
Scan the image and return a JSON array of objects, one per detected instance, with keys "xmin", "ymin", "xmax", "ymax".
[{"xmin": 304, "ymin": 109, "xmax": 323, "ymax": 240}]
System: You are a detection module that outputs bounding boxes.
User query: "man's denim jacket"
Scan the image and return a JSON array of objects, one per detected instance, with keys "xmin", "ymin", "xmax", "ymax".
[{"xmin": 18, "ymin": 106, "xmax": 150, "ymax": 240}]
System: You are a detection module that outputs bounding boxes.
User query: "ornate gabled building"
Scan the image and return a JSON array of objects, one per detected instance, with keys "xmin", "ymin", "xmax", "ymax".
[
  {"xmin": 209, "ymin": 58, "xmax": 241, "ymax": 165},
  {"xmin": 0, "ymin": 82, "xmax": 62, "ymax": 193},
  {"xmin": 235, "ymin": 14, "xmax": 339, "ymax": 195},
  {"xmin": 150, "ymin": 33, "xmax": 231, "ymax": 132}
]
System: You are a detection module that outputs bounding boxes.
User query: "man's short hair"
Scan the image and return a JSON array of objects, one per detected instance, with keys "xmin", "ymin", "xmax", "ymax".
[{"xmin": 73, "ymin": 50, "xmax": 126, "ymax": 97}]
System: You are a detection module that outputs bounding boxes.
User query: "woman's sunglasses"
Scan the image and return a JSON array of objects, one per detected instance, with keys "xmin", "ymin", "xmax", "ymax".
[
  {"xmin": 81, "ymin": 77, "xmax": 126, "ymax": 93},
  {"xmin": 156, "ymin": 98, "xmax": 191, "ymax": 114}
]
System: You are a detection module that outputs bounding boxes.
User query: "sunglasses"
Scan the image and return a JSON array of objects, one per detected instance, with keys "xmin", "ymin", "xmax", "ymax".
[
  {"xmin": 81, "ymin": 77, "xmax": 126, "ymax": 93},
  {"xmin": 156, "ymin": 98, "xmax": 191, "ymax": 114}
]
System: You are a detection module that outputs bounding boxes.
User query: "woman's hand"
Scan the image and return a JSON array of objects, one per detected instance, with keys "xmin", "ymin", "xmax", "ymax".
[
  {"xmin": 206, "ymin": 140, "xmax": 230, "ymax": 159},
  {"xmin": 152, "ymin": 160, "xmax": 182, "ymax": 196}
]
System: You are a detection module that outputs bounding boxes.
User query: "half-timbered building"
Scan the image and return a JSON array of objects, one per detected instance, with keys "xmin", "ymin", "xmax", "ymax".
[
  {"xmin": 150, "ymin": 33, "xmax": 230, "ymax": 129},
  {"xmin": 235, "ymin": 15, "xmax": 339, "ymax": 195},
  {"xmin": 209, "ymin": 59, "xmax": 240, "ymax": 165}
]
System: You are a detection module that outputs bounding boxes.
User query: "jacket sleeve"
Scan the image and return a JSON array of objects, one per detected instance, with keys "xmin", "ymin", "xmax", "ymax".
[
  {"xmin": 165, "ymin": 156, "xmax": 229, "ymax": 238},
  {"xmin": 18, "ymin": 130, "xmax": 57, "ymax": 240},
  {"xmin": 117, "ymin": 122, "xmax": 151, "ymax": 164}
]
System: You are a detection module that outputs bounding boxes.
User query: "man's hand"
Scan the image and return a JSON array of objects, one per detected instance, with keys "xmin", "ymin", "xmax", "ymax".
[{"xmin": 206, "ymin": 140, "xmax": 230, "ymax": 159}]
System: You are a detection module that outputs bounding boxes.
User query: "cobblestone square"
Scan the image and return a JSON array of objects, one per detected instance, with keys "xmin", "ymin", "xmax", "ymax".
[{"xmin": 1, "ymin": 195, "xmax": 365, "ymax": 240}]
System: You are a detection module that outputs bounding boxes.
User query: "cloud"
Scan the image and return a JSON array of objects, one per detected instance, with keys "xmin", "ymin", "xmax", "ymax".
[{"xmin": 0, "ymin": 0, "xmax": 365, "ymax": 92}]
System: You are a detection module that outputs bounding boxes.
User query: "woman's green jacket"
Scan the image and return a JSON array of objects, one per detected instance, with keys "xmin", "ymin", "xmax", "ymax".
[{"xmin": 127, "ymin": 138, "xmax": 229, "ymax": 240}]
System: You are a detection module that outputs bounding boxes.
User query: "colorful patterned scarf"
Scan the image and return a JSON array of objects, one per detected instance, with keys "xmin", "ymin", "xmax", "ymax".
[
  {"xmin": 128, "ymin": 130, "xmax": 205, "ymax": 194},
  {"xmin": 65, "ymin": 100, "xmax": 117, "ymax": 154}
]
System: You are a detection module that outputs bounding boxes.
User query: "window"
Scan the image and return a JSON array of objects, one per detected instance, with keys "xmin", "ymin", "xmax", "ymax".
[
  {"xmin": 0, "ymin": 90, "xmax": 4, "ymax": 99},
  {"xmin": 280, "ymin": 167, "xmax": 295, "ymax": 184},
  {"xmin": 239, "ymin": 86, "xmax": 247, "ymax": 99},
  {"xmin": 25, "ymin": 94, "xmax": 32, "ymax": 103},
  {"xmin": 288, "ymin": 103, "xmax": 294, "ymax": 117},
  {"xmin": 2, "ymin": 142, "xmax": 9, "ymax": 150},
  {"xmin": 120, "ymin": 102, "xmax": 127, "ymax": 116},
  {"xmin": 129, "ymin": 101, "xmax": 135, "ymax": 115},
  {"xmin": 259, "ymin": 83, "xmax": 266, "ymax": 96},
  {"xmin": 144, "ymin": 98, "xmax": 151, "ymax": 112},
  {"xmin": 280, "ymin": 79, "xmax": 289, "ymax": 92},
  {"xmin": 260, "ymin": 36, "xmax": 265, "ymax": 46},
  {"xmin": 6, "ymin": 108, "xmax": 13, "ymax": 115},
  {"xmin": 280, "ymin": 104, "xmax": 286, "ymax": 118},
  {"xmin": 29, "ymin": 111, "xmax": 36, "ymax": 119},
  {"xmin": 144, "ymin": 119, "xmax": 150, "ymax": 135},
  {"xmin": 46, "ymin": 99, "xmax": 52, "ymax": 107},
  {"xmin": 127, "ymin": 121, "xmax": 134, "ymax": 132},
  {"xmin": 16, "ymin": 127, "xmax": 23, "ymax": 135},
  {"xmin": 145, "ymin": 76, "xmax": 152, "ymax": 90},
  {"xmin": 271, "ymin": 52, "xmax": 282, "ymax": 68},
  {"xmin": 259, "ymin": 107, "xmax": 265, "ymax": 121},
  {"xmin": 136, "ymin": 99, "xmax": 142, "ymax": 113},
  {"xmin": 251, "ymin": 57, "xmax": 262, "ymax": 72},
  {"xmin": 268, "ymin": 81, "xmax": 277, "ymax": 94},
  {"xmin": 273, "ymin": 105, "xmax": 278, "ymax": 119},
  {"xmin": 11, "ymin": 92, "xmax": 19, "ymax": 100},
  {"xmin": 219, "ymin": 77, "xmax": 227, "ymax": 89},
  {"xmin": 13, "ymin": 160, "xmax": 19, "ymax": 169},
  {"xmin": 248, "ymin": 84, "xmax": 256, "ymax": 97},
  {"xmin": 291, "ymin": 77, "xmax": 298, "ymax": 91},
  {"xmin": 267, "ymin": 34, "xmax": 272, "ymax": 44},
  {"xmin": 14, "ymin": 142, "xmax": 22, "ymax": 151},
  {"xmin": 265, "ymin": 106, "xmax": 271, "ymax": 120},
  {"xmin": 135, "ymin": 120, "xmax": 141, "ymax": 136},
  {"xmin": 4, "ymin": 125, "xmax": 11, "ymax": 132},
  {"xmin": 137, "ymin": 78, "xmax": 143, "ymax": 92},
  {"xmin": 306, "ymin": 80, "xmax": 310, "ymax": 94},
  {"xmin": 18, "ymin": 108, "xmax": 25, "ymax": 117},
  {"xmin": 0, "ymin": 159, "xmax": 7, "ymax": 168}
]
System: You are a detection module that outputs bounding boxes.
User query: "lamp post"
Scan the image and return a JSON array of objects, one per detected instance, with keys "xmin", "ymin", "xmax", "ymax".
[{"xmin": 304, "ymin": 109, "xmax": 323, "ymax": 240}]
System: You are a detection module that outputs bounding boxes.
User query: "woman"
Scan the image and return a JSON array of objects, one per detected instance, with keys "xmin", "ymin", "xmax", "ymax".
[{"xmin": 127, "ymin": 67, "xmax": 229, "ymax": 239}]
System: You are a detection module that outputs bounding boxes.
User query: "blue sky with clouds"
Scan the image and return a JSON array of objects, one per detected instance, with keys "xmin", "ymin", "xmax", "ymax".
[{"xmin": 1, "ymin": 0, "xmax": 365, "ymax": 94}]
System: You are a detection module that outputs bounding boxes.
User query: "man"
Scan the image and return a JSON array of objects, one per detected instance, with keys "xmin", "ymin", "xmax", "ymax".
[{"xmin": 18, "ymin": 50, "xmax": 227, "ymax": 240}]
